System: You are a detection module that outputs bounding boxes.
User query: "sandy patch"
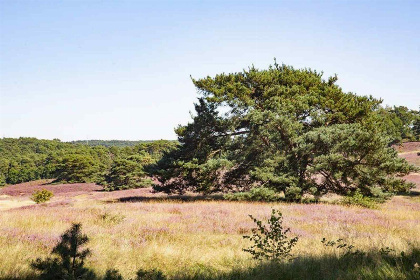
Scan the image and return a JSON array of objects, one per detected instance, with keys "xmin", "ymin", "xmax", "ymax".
[{"xmin": 0, "ymin": 199, "xmax": 35, "ymax": 211}]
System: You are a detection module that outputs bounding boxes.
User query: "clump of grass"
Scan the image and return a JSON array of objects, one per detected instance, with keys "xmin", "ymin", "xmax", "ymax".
[
  {"xmin": 98, "ymin": 212, "xmax": 125, "ymax": 226},
  {"xmin": 31, "ymin": 189, "xmax": 54, "ymax": 204}
]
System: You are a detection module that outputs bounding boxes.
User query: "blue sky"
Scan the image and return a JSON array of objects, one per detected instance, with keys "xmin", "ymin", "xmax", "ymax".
[{"xmin": 1, "ymin": 0, "xmax": 419, "ymax": 141}]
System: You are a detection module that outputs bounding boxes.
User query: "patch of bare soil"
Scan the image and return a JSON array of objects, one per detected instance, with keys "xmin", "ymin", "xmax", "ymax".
[
  {"xmin": 403, "ymin": 173, "xmax": 420, "ymax": 191},
  {"xmin": 393, "ymin": 141, "xmax": 420, "ymax": 153}
]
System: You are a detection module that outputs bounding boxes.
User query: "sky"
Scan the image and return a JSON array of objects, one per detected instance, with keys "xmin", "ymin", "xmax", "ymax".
[{"xmin": 0, "ymin": 0, "xmax": 419, "ymax": 141}]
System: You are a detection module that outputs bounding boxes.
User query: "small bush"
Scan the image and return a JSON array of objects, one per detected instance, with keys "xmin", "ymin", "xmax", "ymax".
[
  {"xmin": 223, "ymin": 187, "xmax": 282, "ymax": 202},
  {"xmin": 341, "ymin": 190, "xmax": 378, "ymax": 208},
  {"xmin": 31, "ymin": 189, "xmax": 54, "ymax": 204},
  {"xmin": 243, "ymin": 209, "xmax": 299, "ymax": 260},
  {"xmin": 285, "ymin": 186, "xmax": 303, "ymax": 202}
]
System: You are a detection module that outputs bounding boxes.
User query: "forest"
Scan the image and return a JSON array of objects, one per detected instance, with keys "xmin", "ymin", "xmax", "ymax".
[{"xmin": 0, "ymin": 138, "xmax": 177, "ymax": 189}]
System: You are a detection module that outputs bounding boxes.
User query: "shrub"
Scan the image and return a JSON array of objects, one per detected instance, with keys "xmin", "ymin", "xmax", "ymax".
[
  {"xmin": 285, "ymin": 186, "xmax": 303, "ymax": 202},
  {"xmin": 223, "ymin": 187, "xmax": 282, "ymax": 202},
  {"xmin": 341, "ymin": 190, "xmax": 378, "ymax": 208},
  {"xmin": 243, "ymin": 209, "xmax": 299, "ymax": 260},
  {"xmin": 31, "ymin": 223, "xmax": 96, "ymax": 280},
  {"xmin": 31, "ymin": 189, "xmax": 54, "ymax": 204}
]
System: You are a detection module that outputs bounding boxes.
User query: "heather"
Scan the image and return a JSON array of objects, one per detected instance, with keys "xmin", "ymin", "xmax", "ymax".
[{"xmin": 0, "ymin": 181, "xmax": 419, "ymax": 279}]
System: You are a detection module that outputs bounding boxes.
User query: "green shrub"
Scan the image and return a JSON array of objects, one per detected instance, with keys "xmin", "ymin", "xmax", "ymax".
[
  {"xmin": 285, "ymin": 186, "xmax": 303, "ymax": 202},
  {"xmin": 223, "ymin": 187, "xmax": 282, "ymax": 202},
  {"xmin": 243, "ymin": 209, "xmax": 299, "ymax": 260},
  {"xmin": 341, "ymin": 190, "xmax": 378, "ymax": 208},
  {"xmin": 31, "ymin": 189, "xmax": 54, "ymax": 204}
]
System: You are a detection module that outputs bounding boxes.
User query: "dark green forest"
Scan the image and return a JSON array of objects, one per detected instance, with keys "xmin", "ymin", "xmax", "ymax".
[
  {"xmin": 1, "ymin": 63, "xmax": 419, "ymax": 200},
  {"xmin": 0, "ymin": 138, "xmax": 177, "ymax": 188}
]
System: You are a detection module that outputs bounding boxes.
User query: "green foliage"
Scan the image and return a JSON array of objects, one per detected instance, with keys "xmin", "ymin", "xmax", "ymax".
[
  {"xmin": 243, "ymin": 209, "xmax": 299, "ymax": 260},
  {"xmin": 156, "ymin": 62, "xmax": 416, "ymax": 198},
  {"xmin": 31, "ymin": 223, "xmax": 96, "ymax": 280},
  {"xmin": 31, "ymin": 189, "xmax": 54, "ymax": 204},
  {"xmin": 223, "ymin": 187, "xmax": 282, "ymax": 202},
  {"xmin": 341, "ymin": 190, "xmax": 380, "ymax": 209},
  {"xmin": 69, "ymin": 140, "xmax": 165, "ymax": 147},
  {"xmin": 101, "ymin": 154, "xmax": 153, "ymax": 191},
  {"xmin": 284, "ymin": 186, "xmax": 302, "ymax": 202},
  {"xmin": 55, "ymin": 154, "xmax": 101, "ymax": 183},
  {"xmin": 136, "ymin": 269, "xmax": 166, "ymax": 280},
  {"xmin": 378, "ymin": 106, "xmax": 420, "ymax": 143},
  {"xmin": 0, "ymin": 137, "xmax": 177, "ymax": 186}
]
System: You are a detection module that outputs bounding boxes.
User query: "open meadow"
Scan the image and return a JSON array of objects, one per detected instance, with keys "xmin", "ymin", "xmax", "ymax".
[{"xmin": 0, "ymin": 143, "xmax": 419, "ymax": 279}]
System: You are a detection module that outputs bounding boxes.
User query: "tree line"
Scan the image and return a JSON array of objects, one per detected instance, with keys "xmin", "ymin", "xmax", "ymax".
[
  {"xmin": 69, "ymin": 140, "xmax": 156, "ymax": 147},
  {"xmin": 0, "ymin": 137, "xmax": 177, "ymax": 188}
]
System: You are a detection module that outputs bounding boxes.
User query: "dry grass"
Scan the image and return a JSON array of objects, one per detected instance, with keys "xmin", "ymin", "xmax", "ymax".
[{"xmin": 0, "ymin": 188, "xmax": 419, "ymax": 279}]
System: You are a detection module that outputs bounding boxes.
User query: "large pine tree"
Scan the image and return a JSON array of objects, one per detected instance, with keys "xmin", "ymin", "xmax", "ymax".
[{"xmin": 155, "ymin": 62, "xmax": 416, "ymax": 198}]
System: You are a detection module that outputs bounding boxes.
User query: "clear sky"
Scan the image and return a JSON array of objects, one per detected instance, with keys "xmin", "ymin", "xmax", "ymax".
[{"xmin": 1, "ymin": 0, "xmax": 419, "ymax": 141}]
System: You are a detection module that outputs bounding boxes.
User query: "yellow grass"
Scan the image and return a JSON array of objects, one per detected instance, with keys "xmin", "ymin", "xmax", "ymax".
[
  {"xmin": 0, "ymin": 191, "xmax": 419, "ymax": 279},
  {"xmin": 0, "ymin": 196, "xmax": 35, "ymax": 211}
]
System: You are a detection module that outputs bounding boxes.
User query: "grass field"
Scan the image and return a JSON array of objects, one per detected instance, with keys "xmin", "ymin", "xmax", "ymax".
[{"xmin": 0, "ymin": 143, "xmax": 419, "ymax": 279}]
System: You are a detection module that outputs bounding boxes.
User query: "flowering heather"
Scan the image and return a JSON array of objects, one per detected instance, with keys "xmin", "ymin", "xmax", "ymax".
[{"xmin": 0, "ymin": 184, "xmax": 419, "ymax": 279}]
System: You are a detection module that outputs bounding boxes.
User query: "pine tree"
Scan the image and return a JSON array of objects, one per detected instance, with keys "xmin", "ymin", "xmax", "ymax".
[{"xmin": 155, "ymin": 62, "xmax": 416, "ymax": 197}]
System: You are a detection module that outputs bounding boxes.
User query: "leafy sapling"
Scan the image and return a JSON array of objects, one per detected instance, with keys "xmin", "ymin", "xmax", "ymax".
[{"xmin": 243, "ymin": 209, "xmax": 298, "ymax": 260}]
